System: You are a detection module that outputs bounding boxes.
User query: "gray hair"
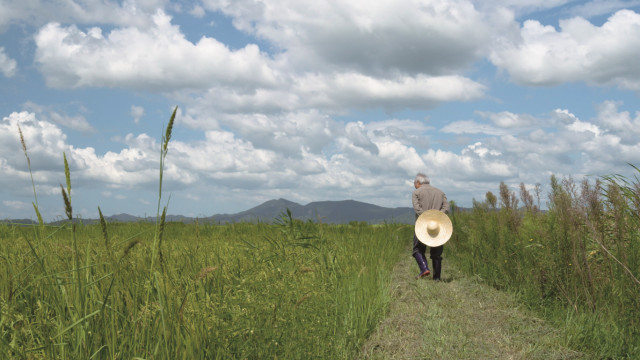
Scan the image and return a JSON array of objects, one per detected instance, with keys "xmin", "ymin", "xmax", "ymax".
[{"xmin": 414, "ymin": 173, "xmax": 430, "ymax": 185}]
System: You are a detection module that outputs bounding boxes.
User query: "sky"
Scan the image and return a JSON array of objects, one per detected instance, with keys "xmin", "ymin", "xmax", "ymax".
[{"xmin": 1, "ymin": 0, "xmax": 640, "ymax": 221}]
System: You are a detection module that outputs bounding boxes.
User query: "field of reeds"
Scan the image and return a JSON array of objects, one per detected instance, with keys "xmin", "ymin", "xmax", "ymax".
[{"xmin": 448, "ymin": 168, "xmax": 640, "ymax": 359}]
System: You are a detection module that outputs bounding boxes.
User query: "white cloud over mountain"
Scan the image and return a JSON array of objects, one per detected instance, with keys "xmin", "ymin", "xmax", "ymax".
[{"xmin": 5, "ymin": 95, "xmax": 640, "ymax": 219}]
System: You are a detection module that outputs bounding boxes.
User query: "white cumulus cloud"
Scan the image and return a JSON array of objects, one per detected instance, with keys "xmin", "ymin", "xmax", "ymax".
[
  {"xmin": 34, "ymin": 10, "xmax": 279, "ymax": 90},
  {"xmin": 0, "ymin": 0, "xmax": 167, "ymax": 32},
  {"xmin": 490, "ymin": 9, "xmax": 640, "ymax": 90},
  {"xmin": 202, "ymin": 0, "xmax": 517, "ymax": 75},
  {"xmin": 23, "ymin": 102, "xmax": 95, "ymax": 134}
]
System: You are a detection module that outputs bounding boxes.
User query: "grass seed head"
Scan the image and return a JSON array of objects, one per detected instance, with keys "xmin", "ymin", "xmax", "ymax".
[
  {"xmin": 98, "ymin": 206, "xmax": 109, "ymax": 250},
  {"xmin": 163, "ymin": 106, "xmax": 177, "ymax": 154},
  {"xmin": 18, "ymin": 124, "xmax": 31, "ymax": 168},
  {"xmin": 63, "ymin": 152, "xmax": 71, "ymax": 199},
  {"xmin": 60, "ymin": 184, "xmax": 72, "ymax": 220},
  {"xmin": 122, "ymin": 238, "xmax": 141, "ymax": 259},
  {"xmin": 32, "ymin": 202, "xmax": 43, "ymax": 227}
]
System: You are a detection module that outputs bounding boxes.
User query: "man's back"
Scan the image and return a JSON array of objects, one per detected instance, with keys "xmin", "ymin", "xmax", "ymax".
[{"xmin": 412, "ymin": 184, "xmax": 449, "ymax": 216}]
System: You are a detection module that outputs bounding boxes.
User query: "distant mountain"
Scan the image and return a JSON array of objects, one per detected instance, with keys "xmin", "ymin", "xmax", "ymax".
[
  {"xmin": 0, "ymin": 219, "xmax": 38, "ymax": 225},
  {"xmin": 5, "ymin": 198, "xmax": 454, "ymax": 225},
  {"xmin": 205, "ymin": 198, "xmax": 307, "ymax": 223},
  {"xmin": 107, "ymin": 213, "xmax": 141, "ymax": 222},
  {"xmin": 202, "ymin": 198, "xmax": 415, "ymax": 224}
]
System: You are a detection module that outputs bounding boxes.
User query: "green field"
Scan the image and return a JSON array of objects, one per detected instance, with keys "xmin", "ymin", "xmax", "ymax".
[{"xmin": 1, "ymin": 218, "xmax": 410, "ymax": 359}]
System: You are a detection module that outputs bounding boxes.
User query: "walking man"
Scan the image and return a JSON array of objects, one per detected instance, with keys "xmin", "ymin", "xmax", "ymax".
[{"xmin": 412, "ymin": 173, "xmax": 449, "ymax": 280}]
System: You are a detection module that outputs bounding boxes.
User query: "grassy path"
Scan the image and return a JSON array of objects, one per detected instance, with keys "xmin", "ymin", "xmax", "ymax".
[{"xmin": 359, "ymin": 249, "xmax": 588, "ymax": 360}]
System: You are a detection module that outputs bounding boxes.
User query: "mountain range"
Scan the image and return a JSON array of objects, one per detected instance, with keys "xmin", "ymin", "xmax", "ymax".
[{"xmin": 4, "ymin": 199, "xmax": 420, "ymax": 225}]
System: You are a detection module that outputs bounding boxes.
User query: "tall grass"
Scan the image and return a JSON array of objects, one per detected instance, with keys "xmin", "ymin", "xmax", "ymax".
[
  {"xmin": 1, "ymin": 108, "xmax": 408, "ymax": 359},
  {"xmin": 0, "ymin": 219, "xmax": 408, "ymax": 358},
  {"xmin": 449, "ymin": 167, "xmax": 640, "ymax": 358}
]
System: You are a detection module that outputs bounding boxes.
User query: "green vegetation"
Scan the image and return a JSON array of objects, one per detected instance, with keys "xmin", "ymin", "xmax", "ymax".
[
  {"xmin": 0, "ymin": 218, "xmax": 407, "ymax": 359},
  {"xmin": 448, "ymin": 168, "xmax": 640, "ymax": 359}
]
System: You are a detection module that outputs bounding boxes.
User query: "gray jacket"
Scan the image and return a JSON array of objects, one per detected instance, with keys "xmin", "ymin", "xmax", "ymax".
[{"xmin": 412, "ymin": 184, "xmax": 449, "ymax": 218}]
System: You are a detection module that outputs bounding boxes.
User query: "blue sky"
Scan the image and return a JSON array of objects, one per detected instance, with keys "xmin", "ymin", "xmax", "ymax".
[{"xmin": 1, "ymin": 0, "xmax": 640, "ymax": 221}]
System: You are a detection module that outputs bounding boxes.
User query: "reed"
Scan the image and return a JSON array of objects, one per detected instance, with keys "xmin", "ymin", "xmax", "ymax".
[{"xmin": 449, "ymin": 166, "xmax": 640, "ymax": 358}]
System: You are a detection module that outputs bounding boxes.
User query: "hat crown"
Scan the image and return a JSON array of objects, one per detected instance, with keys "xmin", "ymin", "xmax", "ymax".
[{"xmin": 427, "ymin": 221, "xmax": 439, "ymax": 236}]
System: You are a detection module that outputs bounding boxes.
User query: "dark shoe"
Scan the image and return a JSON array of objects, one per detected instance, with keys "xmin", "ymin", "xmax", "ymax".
[
  {"xmin": 432, "ymin": 258, "xmax": 442, "ymax": 281},
  {"xmin": 416, "ymin": 269, "xmax": 431, "ymax": 279}
]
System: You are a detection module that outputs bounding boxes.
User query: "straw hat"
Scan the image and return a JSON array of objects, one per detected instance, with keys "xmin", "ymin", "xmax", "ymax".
[{"xmin": 415, "ymin": 209, "xmax": 453, "ymax": 247}]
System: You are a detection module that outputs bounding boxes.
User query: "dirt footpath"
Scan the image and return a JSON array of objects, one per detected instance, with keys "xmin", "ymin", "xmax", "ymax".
[{"xmin": 359, "ymin": 251, "xmax": 587, "ymax": 360}]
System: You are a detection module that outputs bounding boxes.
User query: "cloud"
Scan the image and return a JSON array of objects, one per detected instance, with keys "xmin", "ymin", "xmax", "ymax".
[
  {"xmin": 367, "ymin": 118, "xmax": 433, "ymax": 149},
  {"xmin": 472, "ymin": 0, "xmax": 574, "ymax": 15},
  {"xmin": 0, "ymin": 0, "xmax": 167, "ymax": 32},
  {"xmin": 0, "ymin": 47, "xmax": 17, "ymax": 77},
  {"xmin": 189, "ymin": 5, "xmax": 206, "ymax": 18},
  {"xmin": 31, "ymin": 3, "xmax": 489, "ymax": 125},
  {"xmin": 344, "ymin": 121, "xmax": 379, "ymax": 155},
  {"xmin": 23, "ymin": 102, "xmax": 95, "ymax": 134},
  {"xmin": 34, "ymin": 10, "xmax": 279, "ymax": 90},
  {"xmin": 2, "ymin": 200, "xmax": 29, "ymax": 210},
  {"xmin": 422, "ymin": 148, "xmax": 514, "ymax": 182},
  {"xmin": 486, "ymin": 101, "xmax": 640, "ymax": 178},
  {"xmin": 2, "ymin": 111, "xmax": 159, "ymax": 194},
  {"xmin": 567, "ymin": 119, "xmax": 601, "ymax": 136},
  {"xmin": 176, "ymin": 72, "xmax": 486, "ymax": 125},
  {"xmin": 293, "ymin": 73, "xmax": 487, "ymax": 110},
  {"xmin": 476, "ymin": 110, "xmax": 538, "ymax": 128},
  {"xmin": 593, "ymin": 100, "xmax": 640, "ymax": 143},
  {"xmin": 490, "ymin": 10, "xmax": 640, "ymax": 90},
  {"xmin": 131, "ymin": 105, "xmax": 144, "ymax": 124},
  {"xmin": 213, "ymin": 111, "xmax": 337, "ymax": 155},
  {"xmin": 463, "ymin": 142, "xmax": 502, "ymax": 157},
  {"xmin": 441, "ymin": 120, "xmax": 509, "ymax": 135},
  {"xmin": 203, "ymin": 0, "xmax": 517, "ymax": 75},
  {"xmin": 4, "ymin": 98, "xmax": 640, "ymax": 219},
  {"xmin": 2, "ymin": 111, "xmax": 71, "ymax": 171}
]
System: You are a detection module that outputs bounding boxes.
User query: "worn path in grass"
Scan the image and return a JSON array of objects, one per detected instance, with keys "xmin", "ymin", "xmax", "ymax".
[{"xmin": 359, "ymin": 249, "xmax": 588, "ymax": 360}]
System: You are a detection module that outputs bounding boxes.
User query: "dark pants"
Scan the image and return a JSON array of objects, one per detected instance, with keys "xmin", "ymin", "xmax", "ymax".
[{"xmin": 413, "ymin": 233, "xmax": 443, "ymax": 261}]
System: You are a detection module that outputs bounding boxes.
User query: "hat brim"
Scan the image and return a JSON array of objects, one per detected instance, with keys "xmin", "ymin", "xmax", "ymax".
[{"xmin": 415, "ymin": 209, "xmax": 453, "ymax": 247}]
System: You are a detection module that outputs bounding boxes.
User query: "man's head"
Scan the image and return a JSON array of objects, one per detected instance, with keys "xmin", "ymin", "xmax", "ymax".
[{"xmin": 414, "ymin": 173, "xmax": 430, "ymax": 188}]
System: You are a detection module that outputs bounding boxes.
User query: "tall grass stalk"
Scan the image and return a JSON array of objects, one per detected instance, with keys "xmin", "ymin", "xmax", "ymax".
[
  {"xmin": 18, "ymin": 124, "xmax": 43, "ymax": 229},
  {"xmin": 143, "ymin": 105, "xmax": 176, "ymax": 358}
]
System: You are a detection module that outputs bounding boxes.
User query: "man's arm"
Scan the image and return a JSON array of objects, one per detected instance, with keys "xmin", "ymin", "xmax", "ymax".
[
  {"xmin": 441, "ymin": 193, "xmax": 450, "ymax": 214},
  {"xmin": 412, "ymin": 190, "xmax": 423, "ymax": 215}
]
